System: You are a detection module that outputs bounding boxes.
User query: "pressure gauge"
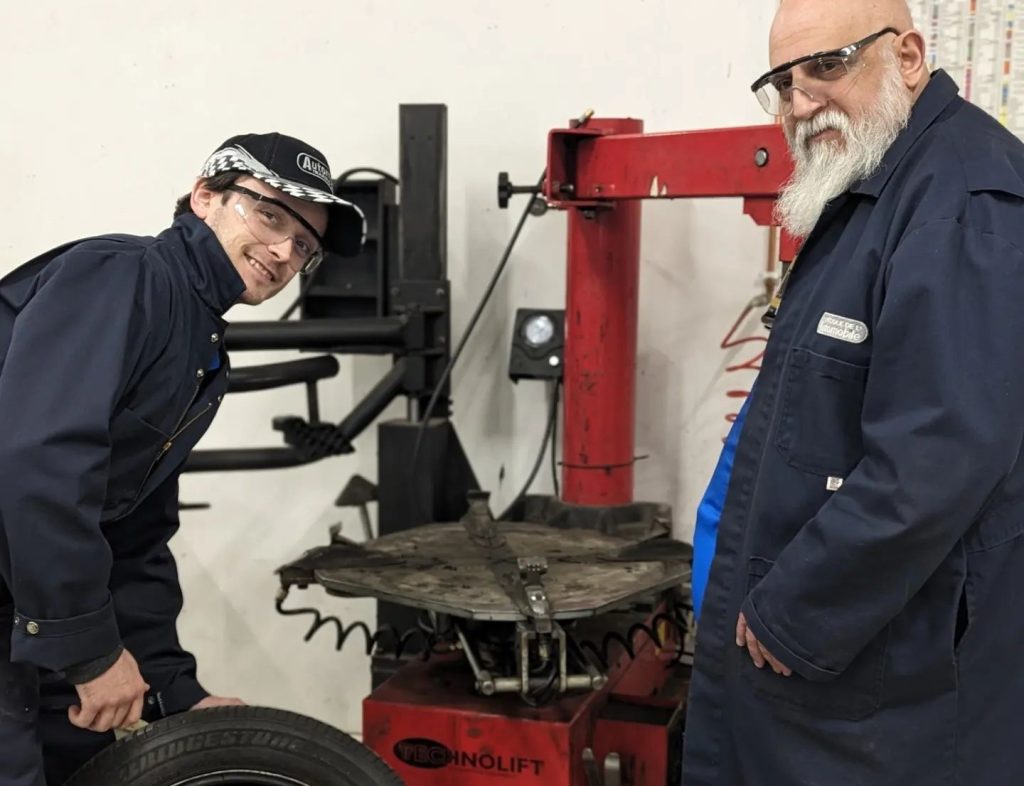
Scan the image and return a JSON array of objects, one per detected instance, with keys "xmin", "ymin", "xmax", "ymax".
[
  {"xmin": 509, "ymin": 309, "xmax": 565, "ymax": 382},
  {"xmin": 522, "ymin": 314, "xmax": 556, "ymax": 347}
]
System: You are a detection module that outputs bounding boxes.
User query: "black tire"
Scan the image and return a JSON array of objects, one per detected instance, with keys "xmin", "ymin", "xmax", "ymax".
[{"xmin": 64, "ymin": 706, "xmax": 404, "ymax": 786}]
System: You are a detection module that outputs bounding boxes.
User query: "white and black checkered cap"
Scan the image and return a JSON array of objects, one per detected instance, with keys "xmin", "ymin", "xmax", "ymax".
[{"xmin": 200, "ymin": 133, "xmax": 366, "ymax": 257}]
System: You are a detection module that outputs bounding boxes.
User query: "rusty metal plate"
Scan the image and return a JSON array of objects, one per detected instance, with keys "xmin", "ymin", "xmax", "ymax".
[{"xmin": 313, "ymin": 522, "xmax": 691, "ymax": 621}]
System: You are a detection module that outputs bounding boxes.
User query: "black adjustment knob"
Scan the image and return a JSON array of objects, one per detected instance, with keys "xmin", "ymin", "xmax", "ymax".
[
  {"xmin": 498, "ymin": 171, "xmax": 513, "ymax": 209},
  {"xmin": 497, "ymin": 172, "xmax": 543, "ymax": 209}
]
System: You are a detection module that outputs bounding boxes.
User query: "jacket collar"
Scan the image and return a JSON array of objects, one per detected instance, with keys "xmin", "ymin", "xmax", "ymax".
[
  {"xmin": 849, "ymin": 69, "xmax": 960, "ymax": 197},
  {"xmin": 164, "ymin": 214, "xmax": 245, "ymax": 316}
]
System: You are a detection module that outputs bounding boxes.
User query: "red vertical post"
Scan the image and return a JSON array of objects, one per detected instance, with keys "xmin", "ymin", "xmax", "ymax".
[{"xmin": 562, "ymin": 118, "xmax": 644, "ymax": 506}]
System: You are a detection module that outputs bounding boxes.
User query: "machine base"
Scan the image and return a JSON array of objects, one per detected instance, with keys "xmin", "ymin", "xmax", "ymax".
[{"xmin": 363, "ymin": 645, "xmax": 689, "ymax": 786}]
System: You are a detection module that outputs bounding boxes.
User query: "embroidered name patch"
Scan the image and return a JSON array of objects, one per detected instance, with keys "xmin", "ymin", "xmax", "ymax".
[{"xmin": 816, "ymin": 312, "xmax": 869, "ymax": 344}]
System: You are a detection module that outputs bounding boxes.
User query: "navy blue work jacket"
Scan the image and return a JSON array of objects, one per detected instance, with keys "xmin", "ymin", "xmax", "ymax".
[
  {"xmin": 0, "ymin": 214, "xmax": 243, "ymax": 715},
  {"xmin": 684, "ymin": 71, "xmax": 1024, "ymax": 785}
]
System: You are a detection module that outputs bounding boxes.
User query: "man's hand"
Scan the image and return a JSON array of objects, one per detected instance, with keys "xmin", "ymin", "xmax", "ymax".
[
  {"xmin": 192, "ymin": 695, "xmax": 246, "ymax": 710},
  {"xmin": 737, "ymin": 611, "xmax": 792, "ymax": 676},
  {"xmin": 69, "ymin": 649, "xmax": 149, "ymax": 732}
]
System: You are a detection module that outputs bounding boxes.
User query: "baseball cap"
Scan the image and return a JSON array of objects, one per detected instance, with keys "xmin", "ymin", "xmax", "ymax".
[{"xmin": 200, "ymin": 132, "xmax": 366, "ymax": 257}]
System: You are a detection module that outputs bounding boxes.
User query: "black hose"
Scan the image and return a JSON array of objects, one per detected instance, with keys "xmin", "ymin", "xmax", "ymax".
[
  {"xmin": 410, "ymin": 168, "xmax": 547, "ymax": 519},
  {"xmin": 499, "ymin": 380, "xmax": 560, "ymax": 520}
]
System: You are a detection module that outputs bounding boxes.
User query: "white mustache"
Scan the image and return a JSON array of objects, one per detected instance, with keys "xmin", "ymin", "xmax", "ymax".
[{"xmin": 794, "ymin": 110, "xmax": 851, "ymax": 150}]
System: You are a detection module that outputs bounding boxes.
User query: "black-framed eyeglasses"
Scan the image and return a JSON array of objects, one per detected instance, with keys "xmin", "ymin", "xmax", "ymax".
[
  {"xmin": 226, "ymin": 184, "xmax": 326, "ymax": 275},
  {"xmin": 750, "ymin": 27, "xmax": 900, "ymax": 116}
]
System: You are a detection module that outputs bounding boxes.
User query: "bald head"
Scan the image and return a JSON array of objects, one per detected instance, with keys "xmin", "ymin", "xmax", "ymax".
[
  {"xmin": 763, "ymin": 0, "xmax": 928, "ymax": 121},
  {"xmin": 770, "ymin": 0, "xmax": 915, "ymax": 67}
]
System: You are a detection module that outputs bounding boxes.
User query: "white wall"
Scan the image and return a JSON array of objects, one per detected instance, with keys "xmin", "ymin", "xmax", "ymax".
[{"xmin": 0, "ymin": 0, "xmax": 777, "ymax": 735}]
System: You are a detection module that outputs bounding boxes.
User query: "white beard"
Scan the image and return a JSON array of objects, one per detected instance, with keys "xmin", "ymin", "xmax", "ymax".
[{"xmin": 775, "ymin": 53, "xmax": 914, "ymax": 239}]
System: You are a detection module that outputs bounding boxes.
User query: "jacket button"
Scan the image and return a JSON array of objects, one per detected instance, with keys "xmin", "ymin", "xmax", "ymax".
[
  {"xmin": 196, "ymin": 369, "xmax": 205, "ymax": 379},
  {"xmin": 25, "ymin": 621, "xmax": 39, "ymax": 635},
  {"xmin": 210, "ymin": 333, "xmax": 220, "ymax": 343}
]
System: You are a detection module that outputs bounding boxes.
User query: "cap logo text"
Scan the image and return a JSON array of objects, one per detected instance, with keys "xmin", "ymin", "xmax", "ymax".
[{"xmin": 297, "ymin": 153, "xmax": 332, "ymax": 188}]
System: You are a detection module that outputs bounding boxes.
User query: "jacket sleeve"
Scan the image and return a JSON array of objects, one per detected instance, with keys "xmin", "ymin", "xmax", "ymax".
[
  {"xmin": 0, "ymin": 248, "xmax": 147, "ymax": 672},
  {"xmin": 742, "ymin": 218, "xmax": 1024, "ymax": 681},
  {"xmin": 107, "ymin": 473, "xmax": 208, "ymax": 716}
]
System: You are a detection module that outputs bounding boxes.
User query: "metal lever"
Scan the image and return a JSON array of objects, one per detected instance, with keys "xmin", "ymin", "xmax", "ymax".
[
  {"xmin": 583, "ymin": 749, "xmax": 601, "ymax": 786},
  {"xmin": 581, "ymin": 749, "xmax": 622, "ymax": 786},
  {"xmin": 335, "ymin": 474, "xmax": 378, "ymax": 540},
  {"xmin": 605, "ymin": 753, "xmax": 621, "ymax": 786}
]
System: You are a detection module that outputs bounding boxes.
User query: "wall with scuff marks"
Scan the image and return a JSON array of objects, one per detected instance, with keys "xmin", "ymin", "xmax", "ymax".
[{"xmin": 0, "ymin": 0, "xmax": 778, "ymax": 734}]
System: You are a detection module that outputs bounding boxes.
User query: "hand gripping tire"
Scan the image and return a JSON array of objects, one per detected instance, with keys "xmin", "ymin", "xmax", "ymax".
[{"xmin": 63, "ymin": 706, "xmax": 404, "ymax": 786}]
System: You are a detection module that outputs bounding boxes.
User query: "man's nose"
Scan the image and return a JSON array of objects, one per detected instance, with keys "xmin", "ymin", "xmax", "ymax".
[
  {"xmin": 266, "ymin": 237, "xmax": 295, "ymax": 262},
  {"xmin": 789, "ymin": 85, "xmax": 826, "ymax": 121}
]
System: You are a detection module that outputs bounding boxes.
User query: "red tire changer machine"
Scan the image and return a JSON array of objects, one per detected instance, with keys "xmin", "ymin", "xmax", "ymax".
[{"xmin": 277, "ymin": 116, "xmax": 796, "ymax": 786}]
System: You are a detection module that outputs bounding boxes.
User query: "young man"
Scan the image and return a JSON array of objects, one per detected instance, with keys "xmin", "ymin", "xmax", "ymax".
[
  {"xmin": 0, "ymin": 132, "xmax": 364, "ymax": 785},
  {"xmin": 684, "ymin": 1, "xmax": 1024, "ymax": 784}
]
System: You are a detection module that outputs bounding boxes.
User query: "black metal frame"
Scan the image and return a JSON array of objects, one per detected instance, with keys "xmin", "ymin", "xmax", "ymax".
[{"xmin": 185, "ymin": 105, "xmax": 465, "ymax": 481}]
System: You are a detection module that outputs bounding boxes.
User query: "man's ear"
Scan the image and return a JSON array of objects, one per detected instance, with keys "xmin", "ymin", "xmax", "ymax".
[
  {"xmin": 190, "ymin": 178, "xmax": 216, "ymax": 219},
  {"xmin": 896, "ymin": 30, "xmax": 928, "ymax": 91}
]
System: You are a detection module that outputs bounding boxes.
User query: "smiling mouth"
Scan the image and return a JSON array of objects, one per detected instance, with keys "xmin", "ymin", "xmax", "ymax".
[
  {"xmin": 808, "ymin": 128, "xmax": 842, "ymax": 145},
  {"xmin": 246, "ymin": 255, "xmax": 276, "ymax": 284}
]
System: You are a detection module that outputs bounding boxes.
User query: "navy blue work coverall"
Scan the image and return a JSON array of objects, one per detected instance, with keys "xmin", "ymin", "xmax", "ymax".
[
  {"xmin": 0, "ymin": 214, "xmax": 244, "ymax": 785},
  {"xmin": 683, "ymin": 70, "xmax": 1024, "ymax": 785}
]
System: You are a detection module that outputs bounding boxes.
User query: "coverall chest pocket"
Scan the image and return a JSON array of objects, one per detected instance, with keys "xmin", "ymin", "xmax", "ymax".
[
  {"xmin": 774, "ymin": 348, "xmax": 868, "ymax": 477},
  {"xmin": 742, "ymin": 558, "xmax": 888, "ymax": 720},
  {"xmin": 105, "ymin": 406, "xmax": 169, "ymax": 513}
]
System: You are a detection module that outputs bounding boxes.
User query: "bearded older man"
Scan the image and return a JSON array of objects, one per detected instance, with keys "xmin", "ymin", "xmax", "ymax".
[{"xmin": 683, "ymin": 0, "xmax": 1024, "ymax": 784}]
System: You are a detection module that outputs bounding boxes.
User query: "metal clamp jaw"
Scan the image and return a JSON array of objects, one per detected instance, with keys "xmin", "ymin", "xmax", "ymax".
[
  {"xmin": 518, "ymin": 556, "xmax": 552, "ymax": 635},
  {"xmin": 455, "ymin": 553, "xmax": 607, "ymax": 701}
]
